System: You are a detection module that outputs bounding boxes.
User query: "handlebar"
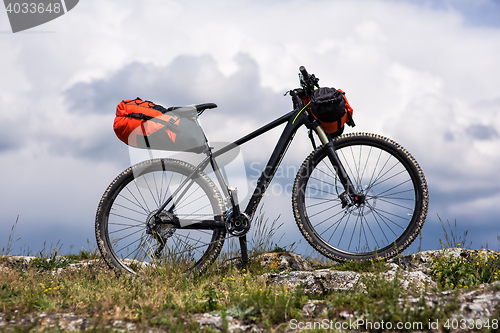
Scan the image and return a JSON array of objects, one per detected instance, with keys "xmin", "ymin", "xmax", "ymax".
[
  {"xmin": 286, "ymin": 66, "xmax": 320, "ymax": 109},
  {"xmin": 298, "ymin": 66, "xmax": 319, "ymax": 94},
  {"xmin": 299, "ymin": 66, "xmax": 310, "ymax": 81}
]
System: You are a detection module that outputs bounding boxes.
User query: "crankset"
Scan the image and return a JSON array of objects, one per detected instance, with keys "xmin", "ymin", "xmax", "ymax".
[{"xmin": 225, "ymin": 211, "xmax": 251, "ymax": 237}]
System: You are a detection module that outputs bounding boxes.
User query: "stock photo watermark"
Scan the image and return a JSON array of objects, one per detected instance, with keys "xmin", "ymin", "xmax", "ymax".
[
  {"xmin": 3, "ymin": 0, "xmax": 79, "ymax": 33},
  {"xmin": 289, "ymin": 318, "xmax": 499, "ymax": 331}
]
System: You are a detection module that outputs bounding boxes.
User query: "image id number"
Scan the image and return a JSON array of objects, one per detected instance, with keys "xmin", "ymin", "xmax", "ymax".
[
  {"xmin": 6, "ymin": 2, "xmax": 62, "ymax": 14},
  {"xmin": 444, "ymin": 318, "xmax": 498, "ymax": 330}
]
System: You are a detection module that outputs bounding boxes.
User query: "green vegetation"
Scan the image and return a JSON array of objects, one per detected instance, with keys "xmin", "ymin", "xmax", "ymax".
[
  {"xmin": 1, "ymin": 214, "xmax": 499, "ymax": 331},
  {"xmin": 332, "ymin": 258, "xmax": 389, "ymax": 273},
  {"xmin": 1, "ymin": 246, "xmax": 499, "ymax": 332},
  {"xmin": 0, "ymin": 255, "xmax": 308, "ymax": 331},
  {"xmin": 432, "ymin": 250, "xmax": 500, "ymax": 290}
]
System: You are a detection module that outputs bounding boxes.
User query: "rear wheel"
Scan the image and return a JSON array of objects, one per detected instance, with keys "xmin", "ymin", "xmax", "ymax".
[
  {"xmin": 95, "ymin": 158, "xmax": 226, "ymax": 274},
  {"xmin": 292, "ymin": 133, "xmax": 428, "ymax": 261}
]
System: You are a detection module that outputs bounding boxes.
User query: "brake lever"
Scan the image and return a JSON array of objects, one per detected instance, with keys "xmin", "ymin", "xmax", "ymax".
[{"xmin": 299, "ymin": 73, "xmax": 319, "ymax": 95}]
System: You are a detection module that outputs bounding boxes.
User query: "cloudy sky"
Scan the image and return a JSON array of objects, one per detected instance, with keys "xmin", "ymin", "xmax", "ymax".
[{"xmin": 1, "ymin": 0, "xmax": 499, "ymax": 256}]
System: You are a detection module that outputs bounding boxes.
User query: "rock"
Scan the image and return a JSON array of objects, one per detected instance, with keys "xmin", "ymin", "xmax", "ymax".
[
  {"xmin": 381, "ymin": 262, "xmax": 437, "ymax": 292},
  {"xmin": 454, "ymin": 281, "xmax": 500, "ymax": 322},
  {"xmin": 265, "ymin": 269, "xmax": 360, "ymax": 295},
  {"xmin": 301, "ymin": 300, "xmax": 329, "ymax": 317},
  {"xmin": 193, "ymin": 313, "xmax": 262, "ymax": 332},
  {"xmin": 0, "ymin": 312, "xmax": 94, "ymax": 331},
  {"xmin": 3, "ymin": 255, "xmax": 37, "ymax": 267},
  {"xmin": 263, "ymin": 249, "xmax": 500, "ymax": 296},
  {"xmin": 392, "ymin": 250, "xmax": 438, "ymax": 272},
  {"xmin": 258, "ymin": 252, "xmax": 313, "ymax": 271}
]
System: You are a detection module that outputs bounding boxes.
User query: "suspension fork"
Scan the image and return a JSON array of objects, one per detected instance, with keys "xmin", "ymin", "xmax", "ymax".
[{"xmin": 315, "ymin": 125, "xmax": 365, "ymax": 206}]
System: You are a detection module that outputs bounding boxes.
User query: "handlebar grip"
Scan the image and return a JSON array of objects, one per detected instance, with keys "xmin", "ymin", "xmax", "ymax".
[{"xmin": 299, "ymin": 66, "xmax": 309, "ymax": 81}]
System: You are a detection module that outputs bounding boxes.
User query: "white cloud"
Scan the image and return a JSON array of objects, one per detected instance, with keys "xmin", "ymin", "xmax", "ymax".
[{"xmin": 1, "ymin": 0, "xmax": 500, "ymax": 253}]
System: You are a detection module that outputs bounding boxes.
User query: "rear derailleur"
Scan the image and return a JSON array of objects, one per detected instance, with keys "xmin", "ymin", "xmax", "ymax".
[{"xmin": 146, "ymin": 210, "xmax": 178, "ymax": 258}]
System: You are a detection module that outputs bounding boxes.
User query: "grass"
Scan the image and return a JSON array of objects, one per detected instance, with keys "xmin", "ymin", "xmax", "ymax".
[
  {"xmin": 2, "ymin": 246, "xmax": 499, "ymax": 332},
  {"xmin": 431, "ymin": 250, "xmax": 500, "ymax": 290},
  {"xmin": 0, "ymin": 257, "xmax": 308, "ymax": 331},
  {"xmin": 1, "ymin": 215, "xmax": 499, "ymax": 331},
  {"xmin": 432, "ymin": 215, "xmax": 500, "ymax": 290},
  {"xmin": 332, "ymin": 258, "xmax": 389, "ymax": 273},
  {"xmin": 438, "ymin": 214, "xmax": 472, "ymax": 249},
  {"xmin": 1, "ymin": 215, "xmax": 20, "ymax": 256}
]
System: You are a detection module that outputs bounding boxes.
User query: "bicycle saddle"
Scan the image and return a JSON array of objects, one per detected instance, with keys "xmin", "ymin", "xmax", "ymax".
[
  {"xmin": 166, "ymin": 103, "xmax": 217, "ymax": 117},
  {"xmin": 195, "ymin": 103, "xmax": 217, "ymax": 112}
]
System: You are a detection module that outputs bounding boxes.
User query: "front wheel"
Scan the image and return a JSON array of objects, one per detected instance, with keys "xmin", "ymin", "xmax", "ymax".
[{"xmin": 292, "ymin": 133, "xmax": 428, "ymax": 261}]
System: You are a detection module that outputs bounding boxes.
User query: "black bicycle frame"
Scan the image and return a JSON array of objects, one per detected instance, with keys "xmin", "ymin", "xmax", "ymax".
[
  {"xmin": 155, "ymin": 108, "xmax": 301, "ymax": 228},
  {"xmin": 158, "ymin": 103, "xmax": 358, "ymax": 232},
  {"xmin": 150, "ymin": 104, "xmax": 360, "ymax": 264}
]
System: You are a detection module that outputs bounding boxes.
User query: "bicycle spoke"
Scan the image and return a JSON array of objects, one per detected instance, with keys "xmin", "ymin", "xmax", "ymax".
[
  {"xmin": 108, "ymin": 223, "xmax": 144, "ymax": 235},
  {"xmin": 305, "ymin": 198, "xmax": 341, "ymax": 209},
  {"xmin": 362, "ymin": 213, "xmax": 380, "ymax": 249},
  {"xmin": 324, "ymin": 214, "xmax": 348, "ymax": 244},
  {"xmin": 376, "ymin": 197, "xmax": 414, "ymax": 211},
  {"xmin": 315, "ymin": 210, "xmax": 347, "ymax": 235},
  {"xmin": 374, "ymin": 178, "xmax": 412, "ymax": 197},
  {"xmin": 308, "ymin": 202, "xmax": 345, "ymax": 220},
  {"xmin": 109, "ymin": 212, "xmax": 146, "ymax": 225},
  {"xmin": 122, "ymin": 187, "xmax": 149, "ymax": 214},
  {"xmin": 114, "ymin": 230, "xmax": 149, "ymax": 256},
  {"xmin": 305, "ymin": 184, "xmax": 338, "ymax": 196},
  {"xmin": 133, "ymin": 179, "xmax": 152, "ymax": 213},
  {"xmin": 113, "ymin": 202, "xmax": 148, "ymax": 216},
  {"xmin": 366, "ymin": 160, "xmax": 400, "ymax": 191}
]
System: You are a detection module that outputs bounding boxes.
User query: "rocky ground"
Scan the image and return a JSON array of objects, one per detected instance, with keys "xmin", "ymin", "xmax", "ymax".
[{"xmin": 1, "ymin": 249, "xmax": 499, "ymax": 332}]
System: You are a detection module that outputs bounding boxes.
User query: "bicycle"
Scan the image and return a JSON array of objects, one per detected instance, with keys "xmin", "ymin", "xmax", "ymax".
[{"xmin": 95, "ymin": 66, "xmax": 429, "ymax": 275}]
